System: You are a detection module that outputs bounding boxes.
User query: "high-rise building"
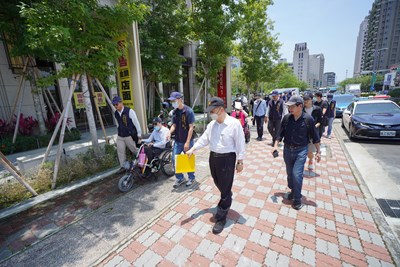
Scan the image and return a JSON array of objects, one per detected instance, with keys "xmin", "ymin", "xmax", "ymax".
[
  {"xmin": 323, "ymin": 72, "xmax": 336, "ymax": 87},
  {"xmin": 308, "ymin": 54, "xmax": 325, "ymax": 89},
  {"xmin": 353, "ymin": 17, "xmax": 368, "ymax": 77},
  {"xmin": 292, "ymin": 42, "xmax": 309, "ymax": 83},
  {"xmin": 363, "ymin": 0, "xmax": 400, "ymax": 73}
]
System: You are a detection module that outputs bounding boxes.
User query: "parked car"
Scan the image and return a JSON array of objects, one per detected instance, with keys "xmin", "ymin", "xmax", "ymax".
[
  {"xmin": 342, "ymin": 100, "xmax": 400, "ymax": 140},
  {"xmin": 333, "ymin": 94, "xmax": 355, "ymax": 117}
]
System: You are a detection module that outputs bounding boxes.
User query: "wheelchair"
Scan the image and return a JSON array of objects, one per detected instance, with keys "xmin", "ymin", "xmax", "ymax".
[{"xmin": 118, "ymin": 140, "xmax": 175, "ymax": 192}]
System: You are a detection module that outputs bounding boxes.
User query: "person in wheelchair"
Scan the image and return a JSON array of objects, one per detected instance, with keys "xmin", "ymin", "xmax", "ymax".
[{"xmin": 141, "ymin": 117, "xmax": 169, "ymax": 175}]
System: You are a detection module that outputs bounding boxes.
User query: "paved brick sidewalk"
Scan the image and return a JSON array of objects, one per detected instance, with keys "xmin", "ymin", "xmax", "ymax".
[{"xmin": 98, "ymin": 132, "xmax": 395, "ymax": 267}]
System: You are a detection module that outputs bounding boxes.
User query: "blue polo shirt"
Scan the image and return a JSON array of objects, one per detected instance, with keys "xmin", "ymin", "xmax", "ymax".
[
  {"xmin": 172, "ymin": 105, "xmax": 195, "ymax": 143},
  {"xmin": 278, "ymin": 113, "xmax": 320, "ymax": 147}
]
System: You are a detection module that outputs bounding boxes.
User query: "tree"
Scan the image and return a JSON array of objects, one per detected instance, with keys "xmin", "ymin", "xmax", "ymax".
[
  {"xmin": 236, "ymin": 0, "xmax": 280, "ymax": 94},
  {"xmin": 339, "ymin": 75, "xmax": 384, "ymax": 92},
  {"xmin": 191, "ymin": 0, "xmax": 241, "ymax": 93},
  {"xmin": 20, "ymin": 0, "xmax": 147, "ymax": 188},
  {"xmin": 138, "ymin": 0, "xmax": 191, "ymax": 117},
  {"xmin": 264, "ymin": 64, "xmax": 308, "ymax": 92}
]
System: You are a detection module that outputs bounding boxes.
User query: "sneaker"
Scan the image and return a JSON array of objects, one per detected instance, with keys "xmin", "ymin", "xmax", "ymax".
[
  {"xmin": 292, "ymin": 201, "xmax": 304, "ymax": 210},
  {"xmin": 173, "ymin": 179, "xmax": 186, "ymax": 188},
  {"xmin": 186, "ymin": 179, "xmax": 194, "ymax": 187},
  {"xmin": 212, "ymin": 219, "xmax": 226, "ymax": 234},
  {"xmin": 327, "ymin": 135, "xmax": 332, "ymax": 139}
]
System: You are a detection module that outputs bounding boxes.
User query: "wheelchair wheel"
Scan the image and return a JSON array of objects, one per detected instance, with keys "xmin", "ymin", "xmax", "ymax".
[
  {"xmin": 118, "ymin": 173, "xmax": 135, "ymax": 192},
  {"xmin": 161, "ymin": 150, "xmax": 175, "ymax": 177}
]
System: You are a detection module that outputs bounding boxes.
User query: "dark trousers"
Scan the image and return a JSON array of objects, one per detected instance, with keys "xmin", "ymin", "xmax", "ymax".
[
  {"xmin": 283, "ymin": 145, "xmax": 308, "ymax": 202},
  {"xmin": 209, "ymin": 152, "xmax": 236, "ymax": 220},
  {"xmin": 254, "ymin": 115, "xmax": 265, "ymax": 139},
  {"xmin": 144, "ymin": 146, "xmax": 163, "ymax": 174},
  {"xmin": 268, "ymin": 119, "xmax": 281, "ymax": 143}
]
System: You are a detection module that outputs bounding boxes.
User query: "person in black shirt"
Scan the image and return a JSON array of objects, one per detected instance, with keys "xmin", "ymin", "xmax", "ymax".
[
  {"xmin": 272, "ymin": 96, "xmax": 321, "ymax": 210},
  {"xmin": 314, "ymin": 91, "xmax": 328, "ymax": 138},
  {"xmin": 303, "ymin": 94, "xmax": 322, "ymax": 171}
]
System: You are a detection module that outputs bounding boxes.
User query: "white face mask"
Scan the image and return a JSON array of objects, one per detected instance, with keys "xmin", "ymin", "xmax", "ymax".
[
  {"xmin": 172, "ymin": 101, "xmax": 179, "ymax": 109},
  {"xmin": 210, "ymin": 113, "xmax": 219, "ymax": 120}
]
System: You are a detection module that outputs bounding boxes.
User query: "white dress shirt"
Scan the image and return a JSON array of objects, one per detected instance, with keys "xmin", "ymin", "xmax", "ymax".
[
  {"xmin": 142, "ymin": 126, "xmax": 169, "ymax": 148},
  {"xmin": 192, "ymin": 115, "xmax": 245, "ymax": 160},
  {"xmin": 116, "ymin": 108, "xmax": 142, "ymax": 137}
]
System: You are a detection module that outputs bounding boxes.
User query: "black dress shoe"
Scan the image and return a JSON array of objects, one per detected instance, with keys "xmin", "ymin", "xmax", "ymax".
[
  {"xmin": 292, "ymin": 201, "xmax": 304, "ymax": 210},
  {"xmin": 212, "ymin": 219, "xmax": 226, "ymax": 234}
]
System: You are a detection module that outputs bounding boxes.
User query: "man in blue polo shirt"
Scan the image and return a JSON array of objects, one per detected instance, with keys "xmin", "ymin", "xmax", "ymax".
[
  {"xmin": 272, "ymin": 96, "xmax": 321, "ymax": 210},
  {"xmin": 167, "ymin": 92, "xmax": 196, "ymax": 188}
]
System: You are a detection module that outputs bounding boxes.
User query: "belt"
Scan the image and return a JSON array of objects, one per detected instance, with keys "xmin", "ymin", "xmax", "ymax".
[
  {"xmin": 210, "ymin": 151, "xmax": 235, "ymax": 157},
  {"xmin": 284, "ymin": 144, "xmax": 307, "ymax": 150}
]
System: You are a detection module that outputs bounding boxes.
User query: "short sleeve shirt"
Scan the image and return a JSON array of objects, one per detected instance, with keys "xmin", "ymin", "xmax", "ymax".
[{"xmin": 172, "ymin": 105, "xmax": 195, "ymax": 143}]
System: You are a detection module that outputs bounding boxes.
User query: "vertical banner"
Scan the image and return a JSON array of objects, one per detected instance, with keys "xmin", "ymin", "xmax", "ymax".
[
  {"xmin": 73, "ymin": 92, "xmax": 85, "ymax": 109},
  {"xmin": 117, "ymin": 36, "xmax": 134, "ymax": 108},
  {"xmin": 217, "ymin": 66, "xmax": 227, "ymax": 107}
]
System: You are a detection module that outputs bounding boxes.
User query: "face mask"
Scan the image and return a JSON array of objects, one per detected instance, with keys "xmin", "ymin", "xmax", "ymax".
[
  {"xmin": 210, "ymin": 112, "xmax": 219, "ymax": 120},
  {"xmin": 172, "ymin": 102, "xmax": 179, "ymax": 109},
  {"xmin": 154, "ymin": 126, "xmax": 160, "ymax": 131}
]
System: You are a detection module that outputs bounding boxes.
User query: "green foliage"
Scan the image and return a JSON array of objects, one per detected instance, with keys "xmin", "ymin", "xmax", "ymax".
[
  {"xmin": 192, "ymin": 105, "xmax": 204, "ymax": 113},
  {"xmin": 388, "ymin": 88, "xmax": 400, "ymax": 97},
  {"xmin": 339, "ymin": 75, "xmax": 384, "ymax": 92},
  {"xmin": 0, "ymin": 144, "xmax": 118, "ymax": 209},
  {"xmin": 139, "ymin": 0, "xmax": 191, "ymax": 83},
  {"xmin": 264, "ymin": 64, "xmax": 308, "ymax": 92},
  {"xmin": 191, "ymin": 0, "xmax": 241, "ymax": 91},
  {"xmin": 0, "ymin": 128, "xmax": 81, "ymax": 155},
  {"xmin": 236, "ymin": 0, "xmax": 280, "ymax": 92},
  {"xmin": 18, "ymin": 0, "xmax": 148, "ymax": 85}
]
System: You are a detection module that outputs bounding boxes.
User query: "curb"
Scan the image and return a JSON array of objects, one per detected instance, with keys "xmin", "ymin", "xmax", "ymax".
[
  {"xmin": 0, "ymin": 167, "xmax": 120, "ymax": 221},
  {"xmin": 333, "ymin": 126, "xmax": 400, "ymax": 266}
]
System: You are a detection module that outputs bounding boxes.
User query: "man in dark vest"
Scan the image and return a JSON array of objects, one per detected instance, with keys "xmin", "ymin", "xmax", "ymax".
[
  {"xmin": 112, "ymin": 96, "xmax": 142, "ymax": 174},
  {"xmin": 266, "ymin": 90, "xmax": 287, "ymax": 146}
]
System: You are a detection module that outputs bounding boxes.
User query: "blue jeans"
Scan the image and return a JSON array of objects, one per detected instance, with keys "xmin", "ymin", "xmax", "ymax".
[
  {"xmin": 172, "ymin": 140, "xmax": 195, "ymax": 181},
  {"xmin": 283, "ymin": 145, "xmax": 308, "ymax": 201},
  {"xmin": 327, "ymin": 117, "xmax": 334, "ymax": 136}
]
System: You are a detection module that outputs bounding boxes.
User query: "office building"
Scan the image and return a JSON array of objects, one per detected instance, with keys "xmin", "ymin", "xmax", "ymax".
[
  {"xmin": 323, "ymin": 72, "xmax": 336, "ymax": 87},
  {"xmin": 292, "ymin": 42, "xmax": 309, "ymax": 83},
  {"xmin": 308, "ymin": 54, "xmax": 325, "ymax": 89},
  {"xmin": 353, "ymin": 17, "xmax": 368, "ymax": 77}
]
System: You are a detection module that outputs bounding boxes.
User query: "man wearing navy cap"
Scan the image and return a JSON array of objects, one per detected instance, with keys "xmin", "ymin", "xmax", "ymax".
[
  {"xmin": 187, "ymin": 97, "xmax": 245, "ymax": 234},
  {"xmin": 112, "ymin": 96, "xmax": 142, "ymax": 174},
  {"xmin": 272, "ymin": 95, "xmax": 321, "ymax": 210},
  {"xmin": 167, "ymin": 92, "xmax": 196, "ymax": 188}
]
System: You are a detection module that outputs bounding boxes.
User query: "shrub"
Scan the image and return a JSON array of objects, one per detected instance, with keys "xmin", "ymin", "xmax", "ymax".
[
  {"xmin": 193, "ymin": 105, "xmax": 204, "ymax": 113},
  {"xmin": 388, "ymin": 88, "xmax": 400, "ymax": 98},
  {"xmin": 0, "ymin": 144, "xmax": 118, "ymax": 209}
]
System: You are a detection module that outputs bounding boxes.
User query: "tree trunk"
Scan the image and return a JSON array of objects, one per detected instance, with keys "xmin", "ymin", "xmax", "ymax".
[
  {"xmin": 81, "ymin": 73, "xmax": 100, "ymax": 154},
  {"xmin": 28, "ymin": 58, "xmax": 47, "ymax": 136}
]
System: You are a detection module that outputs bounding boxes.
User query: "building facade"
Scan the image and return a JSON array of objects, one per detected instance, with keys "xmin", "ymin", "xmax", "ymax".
[
  {"xmin": 363, "ymin": 0, "xmax": 400, "ymax": 73},
  {"xmin": 308, "ymin": 54, "xmax": 325, "ymax": 89},
  {"xmin": 292, "ymin": 42, "xmax": 309, "ymax": 83},
  {"xmin": 323, "ymin": 72, "xmax": 336, "ymax": 87},
  {"xmin": 353, "ymin": 17, "xmax": 369, "ymax": 77}
]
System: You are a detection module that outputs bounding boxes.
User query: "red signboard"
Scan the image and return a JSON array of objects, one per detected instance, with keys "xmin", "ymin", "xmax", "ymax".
[{"xmin": 217, "ymin": 67, "xmax": 227, "ymax": 106}]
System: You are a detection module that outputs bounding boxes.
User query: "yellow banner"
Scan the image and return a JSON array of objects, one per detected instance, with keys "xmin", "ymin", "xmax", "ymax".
[
  {"xmin": 73, "ymin": 92, "xmax": 85, "ymax": 109},
  {"xmin": 94, "ymin": 92, "xmax": 107, "ymax": 107},
  {"xmin": 116, "ymin": 36, "xmax": 134, "ymax": 108}
]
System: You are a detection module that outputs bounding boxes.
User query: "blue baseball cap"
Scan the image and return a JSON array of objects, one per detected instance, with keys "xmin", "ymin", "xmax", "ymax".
[
  {"xmin": 167, "ymin": 91, "xmax": 183, "ymax": 101},
  {"xmin": 270, "ymin": 90, "xmax": 279, "ymax": 96},
  {"xmin": 112, "ymin": 96, "xmax": 122, "ymax": 105}
]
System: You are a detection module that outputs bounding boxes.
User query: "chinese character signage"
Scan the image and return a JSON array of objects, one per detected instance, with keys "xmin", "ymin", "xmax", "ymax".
[
  {"xmin": 117, "ymin": 36, "xmax": 134, "ymax": 108},
  {"xmin": 217, "ymin": 66, "xmax": 227, "ymax": 106},
  {"xmin": 73, "ymin": 92, "xmax": 85, "ymax": 109},
  {"xmin": 94, "ymin": 92, "xmax": 106, "ymax": 107}
]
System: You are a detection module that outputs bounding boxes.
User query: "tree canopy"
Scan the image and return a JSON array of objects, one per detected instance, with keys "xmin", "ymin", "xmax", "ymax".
[{"xmin": 339, "ymin": 74, "xmax": 384, "ymax": 92}]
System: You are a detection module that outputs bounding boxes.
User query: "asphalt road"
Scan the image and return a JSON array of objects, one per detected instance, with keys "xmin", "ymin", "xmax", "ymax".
[{"xmin": 333, "ymin": 118, "xmax": 400, "ymax": 241}]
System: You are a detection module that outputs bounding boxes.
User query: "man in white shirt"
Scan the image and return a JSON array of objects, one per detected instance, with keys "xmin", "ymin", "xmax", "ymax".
[
  {"xmin": 112, "ymin": 96, "xmax": 142, "ymax": 174},
  {"xmin": 187, "ymin": 97, "xmax": 245, "ymax": 234},
  {"xmin": 141, "ymin": 117, "xmax": 169, "ymax": 175}
]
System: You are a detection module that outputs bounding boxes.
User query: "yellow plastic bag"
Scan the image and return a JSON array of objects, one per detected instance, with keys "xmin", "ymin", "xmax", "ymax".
[{"xmin": 175, "ymin": 154, "xmax": 196, "ymax": 174}]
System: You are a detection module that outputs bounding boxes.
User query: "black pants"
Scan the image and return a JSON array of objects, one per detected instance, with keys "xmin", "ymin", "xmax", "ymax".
[
  {"xmin": 144, "ymin": 146, "xmax": 163, "ymax": 174},
  {"xmin": 254, "ymin": 115, "xmax": 265, "ymax": 139},
  {"xmin": 268, "ymin": 119, "xmax": 281, "ymax": 143},
  {"xmin": 209, "ymin": 152, "xmax": 236, "ymax": 220}
]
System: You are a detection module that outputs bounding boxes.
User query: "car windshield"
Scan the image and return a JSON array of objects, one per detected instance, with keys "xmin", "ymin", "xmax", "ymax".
[{"xmin": 354, "ymin": 102, "xmax": 400, "ymax": 115}]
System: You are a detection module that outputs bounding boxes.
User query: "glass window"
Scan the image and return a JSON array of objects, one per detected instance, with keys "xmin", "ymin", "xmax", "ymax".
[{"xmin": 354, "ymin": 103, "xmax": 400, "ymax": 115}]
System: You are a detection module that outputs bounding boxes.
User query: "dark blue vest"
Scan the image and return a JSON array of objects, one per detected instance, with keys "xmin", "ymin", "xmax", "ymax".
[
  {"xmin": 326, "ymin": 100, "xmax": 336, "ymax": 118},
  {"xmin": 115, "ymin": 107, "xmax": 136, "ymax": 137},
  {"xmin": 268, "ymin": 99, "xmax": 284, "ymax": 121}
]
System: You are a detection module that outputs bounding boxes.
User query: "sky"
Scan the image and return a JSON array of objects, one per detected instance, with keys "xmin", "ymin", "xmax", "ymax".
[{"xmin": 268, "ymin": 0, "xmax": 374, "ymax": 83}]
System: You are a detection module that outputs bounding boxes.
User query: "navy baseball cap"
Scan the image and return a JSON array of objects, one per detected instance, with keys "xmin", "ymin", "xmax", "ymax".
[
  {"xmin": 112, "ymin": 96, "xmax": 122, "ymax": 105},
  {"xmin": 285, "ymin": 96, "xmax": 304, "ymax": 106},
  {"xmin": 270, "ymin": 90, "xmax": 279, "ymax": 96},
  {"xmin": 167, "ymin": 91, "xmax": 183, "ymax": 101},
  {"xmin": 153, "ymin": 117, "xmax": 162, "ymax": 124},
  {"xmin": 327, "ymin": 94, "xmax": 333, "ymax": 99},
  {"xmin": 206, "ymin": 97, "xmax": 225, "ymax": 112}
]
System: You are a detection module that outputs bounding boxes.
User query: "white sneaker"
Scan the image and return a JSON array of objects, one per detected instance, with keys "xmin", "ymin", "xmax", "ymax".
[
  {"xmin": 186, "ymin": 179, "xmax": 194, "ymax": 187},
  {"xmin": 173, "ymin": 179, "xmax": 186, "ymax": 188},
  {"xmin": 327, "ymin": 135, "xmax": 332, "ymax": 139}
]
